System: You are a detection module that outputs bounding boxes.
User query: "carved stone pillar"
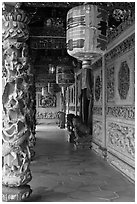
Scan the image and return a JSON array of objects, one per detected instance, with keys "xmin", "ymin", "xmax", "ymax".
[{"xmin": 2, "ymin": 3, "xmax": 33, "ymax": 201}]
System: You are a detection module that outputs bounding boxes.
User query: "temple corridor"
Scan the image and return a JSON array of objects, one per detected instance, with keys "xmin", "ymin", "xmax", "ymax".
[
  {"xmin": 26, "ymin": 124, "xmax": 135, "ymax": 202},
  {"xmin": 2, "ymin": 2, "xmax": 135, "ymax": 202}
]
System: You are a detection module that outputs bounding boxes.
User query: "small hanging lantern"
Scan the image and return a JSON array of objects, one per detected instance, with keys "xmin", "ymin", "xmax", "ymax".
[
  {"xmin": 66, "ymin": 4, "xmax": 108, "ymax": 61},
  {"xmin": 48, "ymin": 82, "xmax": 55, "ymax": 95},
  {"xmin": 49, "ymin": 64, "xmax": 55, "ymax": 74},
  {"xmin": 42, "ymin": 86, "xmax": 49, "ymax": 97},
  {"xmin": 56, "ymin": 60, "xmax": 75, "ymax": 88}
]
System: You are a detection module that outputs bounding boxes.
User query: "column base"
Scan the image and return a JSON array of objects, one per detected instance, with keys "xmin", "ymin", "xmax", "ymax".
[{"xmin": 2, "ymin": 185, "xmax": 32, "ymax": 202}]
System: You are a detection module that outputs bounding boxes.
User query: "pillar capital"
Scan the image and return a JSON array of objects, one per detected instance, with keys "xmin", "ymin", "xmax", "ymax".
[{"xmin": 2, "ymin": 4, "xmax": 30, "ymax": 41}]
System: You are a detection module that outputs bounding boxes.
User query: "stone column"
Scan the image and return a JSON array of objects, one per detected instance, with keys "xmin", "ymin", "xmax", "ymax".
[
  {"xmin": 28, "ymin": 72, "xmax": 36, "ymax": 160},
  {"xmin": 2, "ymin": 3, "xmax": 33, "ymax": 201}
]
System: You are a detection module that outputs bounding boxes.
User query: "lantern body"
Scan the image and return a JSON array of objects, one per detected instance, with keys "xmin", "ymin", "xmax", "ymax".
[
  {"xmin": 48, "ymin": 83, "xmax": 55, "ymax": 95},
  {"xmin": 66, "ymin": 4, "xmax": 107, "ymax": 61},
  {"xmin": 42, "ymin": 86, "xmax": 49, "ymax": 97},
  {"xmin": 56, "ymin": 65, "xmax": 74, "ymax": 88}
]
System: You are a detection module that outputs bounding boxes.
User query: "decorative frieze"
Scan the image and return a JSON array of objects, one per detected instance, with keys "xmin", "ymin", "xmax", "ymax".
[
  {"xmin": 107, "ymin": 122, "xmax": 135, "ymax": 158},
  {"xmin": 107, "ymin": 13, "xmax": 135, "ymax": 43},
  {"xmin": 105, "ymin": 33, "xmax": 135, "ymax": 63},
  {"xmin": 36, "ymin": 111, "xmax": 59, "ymax": 119},
  {"xmin": 106, "ymin": 106, "xmax": 135, "ymax": 120}
]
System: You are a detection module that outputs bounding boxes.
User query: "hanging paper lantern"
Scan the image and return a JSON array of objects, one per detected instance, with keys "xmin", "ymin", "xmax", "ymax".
[
  {"xmin": 56, "ymin": 63, "xmax": 74, "ymax": 88},
  {"xmin": 48, "ymin": 83, "xmax": 55, "ymax": 95},
  {"xmin": 66, "ymin": 4, "xmax": 108, "ymax": 61},
  {"xmin": 42, "ymin": 86, "xmax": 49, "ymax": 97}
]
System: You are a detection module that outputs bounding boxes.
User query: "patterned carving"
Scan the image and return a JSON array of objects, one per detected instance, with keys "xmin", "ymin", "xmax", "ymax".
[
  {"xmin": 2, "ymin": 185, "xmax": 32, "ymax": 202},
  {"xmin": 95, "ymin": 75, "xmax": 101, "ymax": 102},
  {"xmin": 93, "ymin": 120, "xmax": 103, "ymax": 144},
  {"xmin": 93, "ymin": 106, "xmax": 102, "ymax": 115},
  {"xmin": 2, "ymin": 41, "xmax": 32, "ymax": 187},
  {"xmin": 107, "ymin": 66, "xmax": 115, "ymax": 101},
  {"xmin": 108, "ymin": 122, "xmax": 135, "ymax": 158},
  {"xmin": 38, "ymin": 94, "xmax": 56, "ymax": 108},
  {"xmin": 106, "ymin": 106, "xmax": 135, "ymax": 120},
  {"xmin": 118, "ymin": 61, "xmax": 130, "ymax": 100},
  {"xmin": 105, "ymin": 34, "xmax": 135, "ymax": 63},
  {"xmin": 36, "ymin": 111, "xmax": 59, "ymax": 119}
]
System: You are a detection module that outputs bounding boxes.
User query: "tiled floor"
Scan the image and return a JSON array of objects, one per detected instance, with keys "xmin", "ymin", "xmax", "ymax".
[{"xmin": 26, "ymin": 124, "xmax": 135, "ymax": 202}]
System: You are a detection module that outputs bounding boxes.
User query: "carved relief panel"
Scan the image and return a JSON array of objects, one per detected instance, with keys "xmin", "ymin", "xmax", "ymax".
[
  {"xmin": 106, "ymin": 65, "xmax": 115, "ymax": 103},
  {"xmin": 115, "ymin": 49, "xmax": 134, "ymax": 105},
  {"xmin": 93, "ymin": 68, "xmax": 102, "ymax": 106},
  {"xmin": 107, "ymin": 121, "xmax": 135, "ymax": 166},
  {"xmin": 93, "ymin": 120, "xmax": 103, "ymax": 145},
  {"xmin": 106, "ymin": 49, "xmax": 134, "ymax": 106}
]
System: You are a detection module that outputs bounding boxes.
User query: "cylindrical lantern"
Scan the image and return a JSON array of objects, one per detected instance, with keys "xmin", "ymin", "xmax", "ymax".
[
  {"xmin": 56, "ymin": 64, "xmax": 74, "ymax": 88},
  {"xmin": 66, "ymin": 4, "xmax": 108, "ymax": 61},
  {"xmin": 48, "ymin": 82, "xmax": 55, "ymax": 95},
  {"xmin": 42, "ymin": 86, "xmax": 49, "ymax": 97}
]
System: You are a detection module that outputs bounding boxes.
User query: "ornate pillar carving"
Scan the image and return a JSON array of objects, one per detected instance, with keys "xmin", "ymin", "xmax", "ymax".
[{"xmin": 2, "ymin": 3, "xmax": 34, "ymax": 201}]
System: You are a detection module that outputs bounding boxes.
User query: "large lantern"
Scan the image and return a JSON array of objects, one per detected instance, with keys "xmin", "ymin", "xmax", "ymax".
[
  {"xmin": 56, "ymin": 58, "xmax": 75, "ymax": 88},
  {"xmin": 66, "ymin": 4, "xmax": 108, "ymax": 61}
]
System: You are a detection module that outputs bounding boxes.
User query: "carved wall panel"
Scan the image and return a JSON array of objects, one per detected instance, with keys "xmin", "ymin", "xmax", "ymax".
[
  {"xmin": 106, "ymin": 49, "xmax": 134, "ymax": 106},
  {"xmin": 36, "ymin": 111, "xmax": 59, "ymax": 119},
  {"xmin": 107, "ymin": 121, "xmax": 135, "ymax": 166},
  {"xmin": 115, "ymin": 49, "xmax": 134, "ymax": 105},
  {"xmin": 93, "ymin": 120, "xmax": 103, "ymax": 145},
  {"xmin": 106, "ymin": 66, "xmax": 115, "ymax": 102},
  {"xmin": 93, "ymin": 68, "xmax": 102, "ymax": 106},
  {"xmin": 106, "ymin": 106, "xmax": 135, "ymax": 120},
  {"xmin": 105, "ymin": 33, "xmax": 135, "ymax": 63},
  {"xmin": 38, "ymin": 94, "xmax": 56, "ymax": 108}
]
